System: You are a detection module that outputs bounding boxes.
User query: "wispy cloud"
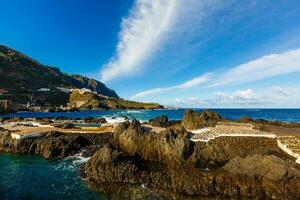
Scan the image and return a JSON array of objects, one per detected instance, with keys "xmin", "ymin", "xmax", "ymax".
[
  {"xmin": 130, "ymin": 73, "xmax": 211, "ymax": 99},
  {"xmin": 214, "ymin": 89, "xmax": 257, "ymax": 101},
  {"xmin": 210, "ymin": 89, "xmax": 261, "ymax": 106},
  {"xmin": 211, "ymin": 47, "xmax": 300, "ymax": 87},
  {"xmin": 174, "ymin": 87, "xmax": 300, "ymax": 108},
  {"xmin": 100, "ymin": 0, "xmax": 178, "ymax": 82},
  {"xmin": 132, "ymin": 47, "xmax": 300, "ymax": 99}
]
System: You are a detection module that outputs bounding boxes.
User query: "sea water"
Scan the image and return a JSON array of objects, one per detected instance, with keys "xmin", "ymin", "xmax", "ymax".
[
  {"xmin": 0, "ymin": 153, "xmax": 106, "ymax": 200},
  {"xmin": 1, "ymin": 108, "xmax": 300, "ymax": 122},
  {"xmin": 1, "ymin": 109, "xmax": 300, "ymax": 199}
]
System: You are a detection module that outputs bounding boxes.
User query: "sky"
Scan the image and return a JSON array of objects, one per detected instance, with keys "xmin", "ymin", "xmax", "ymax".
[{"xmin": 1, "ymin": 0, "xmax": 300, "ymax": 108}]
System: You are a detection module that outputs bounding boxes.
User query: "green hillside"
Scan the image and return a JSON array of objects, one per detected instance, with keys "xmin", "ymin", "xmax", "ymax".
[
  {"xmin": 0, "ymin": 45, "xmax": 163, "ymax": 110},
  {"xmin": 0, "ymin": 45, "xmax": 118, "ymax": 98}
]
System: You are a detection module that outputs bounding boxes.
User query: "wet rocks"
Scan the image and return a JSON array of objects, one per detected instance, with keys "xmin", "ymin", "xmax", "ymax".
[
  {"xmin": 222, "ymin": 155, "xmax": 300, "ymax": 199},
  {"xmin": 190, "ymin": 136, "xmax": 286, "ymax": 166},
  {"xmin": 37, "ymin": 133, "xmax": 92, "ymax": 159},
  {"xmin": 114, "ymin": 120, "xmax": 194, "ymax": 167},
  {"xmin": 223, "ymin": 154, "xmax": 300, "ymax": 180},
  {"xmin": 148, "ymin": 115, "xmax": 169, "ymax": 127},
  {"xmin": 85, "ymin": 145, "xmax": 172, "ymax": 199},
  {"xmin": 84, "ymin": 117, "xmax": 107, "ymax": 124},
  {"xmin": 0, "ymin": 130, "xmax": 113, "ymax": 159},
  {"xmin": 61, "ymin": 123, "xmax": 75, "ymax": 129},
  {"xmin": 84, "ymin": 119, "xmax": 300, "ymax": 199},
  {"xmin": 181, "ymin": 110, "xmax": 223, "ymax": 130},
  {"xmin": 148, "ymin": 115, "xmax": 180, "ymax": 128}
]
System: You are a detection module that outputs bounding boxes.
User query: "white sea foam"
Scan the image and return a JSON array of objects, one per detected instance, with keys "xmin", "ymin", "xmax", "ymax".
[
  {"xmin": 65, "ymin": 152, "xmax": 91, "ymax": 165},
  {"xmin": 54, "ymin": 152, "xmax": 91, "ymax": 172},
  {"xmin": 138, "ymin": 119, "xmax": 147, "ymax": 123},
  {"xmin": 104, "ymin": 116, "xmax": 128, "ymax": 124}
]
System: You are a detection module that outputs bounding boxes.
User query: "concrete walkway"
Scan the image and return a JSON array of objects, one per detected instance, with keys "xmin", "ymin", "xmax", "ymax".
[
  {"xmin": 190, "ymin": 127, "xmax": 276, "ymax": 142},
  {"xmin": 190, "ymin": 123, "xmax": 300, "ymax": 164}
]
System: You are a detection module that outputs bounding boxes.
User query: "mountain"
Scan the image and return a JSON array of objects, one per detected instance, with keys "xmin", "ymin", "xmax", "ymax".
[
  {"xmin": 0, "ymin": 45, "xmax": 163, "ymax": 111},
  {"xmin": 0, "ymin": 45, "xmax": 118, "ymax": 98},
  {"xmin": 68, "ymin": 89, "xmax": 163, "ymax": 110}
]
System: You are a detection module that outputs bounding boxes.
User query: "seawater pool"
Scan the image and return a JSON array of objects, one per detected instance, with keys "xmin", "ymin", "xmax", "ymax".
[
  {"xmin": 1, "ymin": 109, "xmax": 300, "ymax": 122},
  {"xmin": 0, "ymin": 153, "xmax": 106, "ymax": 200}
]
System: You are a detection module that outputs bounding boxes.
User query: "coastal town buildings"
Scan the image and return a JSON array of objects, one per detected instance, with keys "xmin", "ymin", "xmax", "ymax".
[
  {"xmin": 0, "ymin": 88, "xmax": 8, "ymax": 94},
  {"xmin": 56, "ymin": 87, "xmax": 71, "ymax": 93},
  {"xmin": 71, "ymin": 88, "xmax": 97, "ymax": 95},
  {"xmin": 37, "ymin": 88, "xmax": 50, "ymax": 92}
]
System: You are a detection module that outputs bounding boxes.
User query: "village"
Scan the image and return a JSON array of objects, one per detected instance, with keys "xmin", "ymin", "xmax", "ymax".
[{"xmin": 0, "ymin": 87, "xmax": 100, "ymax": 114}]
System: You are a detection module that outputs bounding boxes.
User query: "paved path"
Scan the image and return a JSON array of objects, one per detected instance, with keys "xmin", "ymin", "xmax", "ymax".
[
  {"xmin": 0, "ymin": 121, "xmax": 113, "ymax": 136},
  {"xmin": 190, "ymin": 124, "xmax": 300, "ymax": 164},
  {"xmin": 190, "ymin": 127, "xmax": 276, "ymax": 142}
]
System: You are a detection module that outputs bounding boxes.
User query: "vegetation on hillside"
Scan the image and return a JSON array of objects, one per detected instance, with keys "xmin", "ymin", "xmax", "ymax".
[
  {"xmin": 0, "ymin": 45, "xmax": 163, "ymax": 110},
  {"xmin": 0, "ymin": 45, "xmax": 118, "ymax": 98},
  {"xmin": 69, "ymin": 90, "xmax": 163, "ymax": 110}
]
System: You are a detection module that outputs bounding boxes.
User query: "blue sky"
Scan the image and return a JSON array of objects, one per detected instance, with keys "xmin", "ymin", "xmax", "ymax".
[{"xmin": 1, "ymin": 0, "xmax": 300, "ymax": 108}]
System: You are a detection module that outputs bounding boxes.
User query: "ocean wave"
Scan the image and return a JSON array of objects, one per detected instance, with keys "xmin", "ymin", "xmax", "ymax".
[
  {"xmin": 66, "ymin": 152, "xmax": 91, "ymax": 165},
  {"xmin": 104, "ymin": 116, "xmax": 128, "ymax": 124},
  {"xmin": 54, "ymin": 152, "xmax": 91, "ymax": 172},
  {"xmin": 138, "ymin": 119, "xmax": 147, "ymax": 123}
]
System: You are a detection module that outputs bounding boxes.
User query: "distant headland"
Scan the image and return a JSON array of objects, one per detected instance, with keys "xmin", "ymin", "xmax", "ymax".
[{"xmin": 0, "ymin": 45, "xmax": 163, "ymax": 114}]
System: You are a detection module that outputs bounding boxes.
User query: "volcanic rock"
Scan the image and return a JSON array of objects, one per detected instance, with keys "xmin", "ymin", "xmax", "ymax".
[
  {"xmin": 148, "ymin": 115, "xmax": 169, "ymax": 127},
  {"xmin": 181, "ymin": 110, "xmax": 223, "ymax": 130},
  {"xmin": 84, "ymin": 120, "xmax": 300, "ymax": 199},
  {"xmin": 0, "ymin": 130, "xmax": 113, "ymax": 159},
  {"xmin": 223, "ymin": 154, "xmax": 300, "ymax": 180},
  {"xmin": 114, "ymin": 120, "xmax": 194, "ymax": 167}
]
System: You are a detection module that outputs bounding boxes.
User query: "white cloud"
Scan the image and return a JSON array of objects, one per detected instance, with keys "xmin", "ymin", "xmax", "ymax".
[
  {"xmin": 211, "ymin": 89, "xmax": 261, "ymax": 106},
  {"xmin": 176, "ymin": 73, "xmax": 212, "ymax": 89},
  {"xmin": 270, "ymin": 86, "xmax": 288, "ymax": 97},
  {"xmin": 261, "ymin": 86, "xmax": 300, "ymax": 106},
  {"xmin": 130, "ymin": 73, "xmax": 210, "ymax": 99},
  {"xmin": 100, "ymin": 0, "xmax": 178, "ymax": 82},
  {"xmin": 131, "ymin": 47, "xmax": 300, "ymax": 99},
  {"xmin": 174, "ymin": 97, "xmax": 209, "ymax": 108},
  {"xmin": 233, "ymin": 89, "xmax": 257, "ymax": 100},
  {"xmin": 100, "ymin": 0, "xmax": 224, "ymax": 83},
  {"xmin": 211, "ymin": 48, "xmax": 300, "ymax": 87},
  {"xmin": 172, "ymin": 87, "xmax": 300, "ymax": 108}
]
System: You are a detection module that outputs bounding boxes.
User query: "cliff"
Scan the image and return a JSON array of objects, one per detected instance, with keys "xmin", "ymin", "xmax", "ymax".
[
  {"xmin": 68, "ymin": 90, "xmax": 163, "ymax": 110},
  {"xmin": 0, "ymin": 45, "xmax": 118, "ymax": 98},
  {"xmin": 0, "ymin": 45, "xmax": 163, "ymax": 110}
]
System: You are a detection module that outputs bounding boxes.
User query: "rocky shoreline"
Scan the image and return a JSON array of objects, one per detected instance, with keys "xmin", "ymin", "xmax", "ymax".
[
  {"xmin": 84, "ymin": 120, "xmax": 300, "ymax": 200},
  {"xmin": 0, "ymin": 110, "xmax": 300, "ymax": 199},
  {"xmin": 0, "ymin": 129, "xmax": 113, "ymax": 159}
]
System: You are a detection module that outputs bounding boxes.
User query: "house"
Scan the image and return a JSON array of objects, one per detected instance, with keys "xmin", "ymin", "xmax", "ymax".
[
  {"xmin": 38, "ymin": 88, "xmax": 50, "ymax": 92},
  {"xmin": 0, "ymin": 88, "xmax": 8, "ymax": 94},
  {"xmin": 71, "ymin": 88, "xmax": 95, "ymax": 95},
  {"xmin": 56, "ymin": 87, "xmax": 71, "ymax": 93}
]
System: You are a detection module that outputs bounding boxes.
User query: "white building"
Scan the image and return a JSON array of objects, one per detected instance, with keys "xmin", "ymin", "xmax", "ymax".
[
  {"xmin": 38, "ymin": 88, "xmax": 50, "ymax": 92},
  {"xmin": 71, "ymin": 88, "xmax": 96, "ymax": 95},
  {"xmin": 56, "ymin": 87, "xmax": 71, "ymax": 93}
]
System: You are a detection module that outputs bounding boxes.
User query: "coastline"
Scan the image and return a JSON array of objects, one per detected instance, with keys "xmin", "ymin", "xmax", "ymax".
[{"xmin": 1, "ymin": 109, "xmax": 300, "ymax": 199}]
